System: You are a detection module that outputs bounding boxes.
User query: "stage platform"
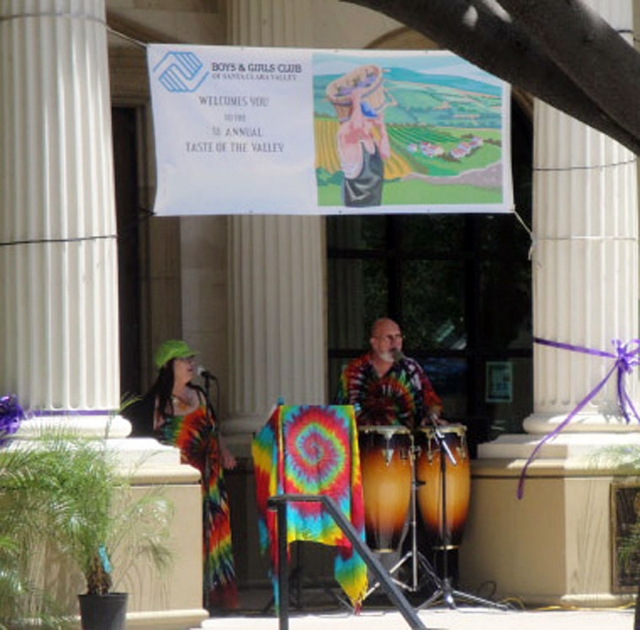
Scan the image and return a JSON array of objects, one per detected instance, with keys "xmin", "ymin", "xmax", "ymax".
[{"xmin": 196, "ymin": 587, "xmax": 634, "ymax": 630}]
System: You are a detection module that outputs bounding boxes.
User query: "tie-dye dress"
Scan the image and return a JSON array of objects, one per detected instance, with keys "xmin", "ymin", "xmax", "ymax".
[{"xmin": 155, "ymin": 397, "xmax": 238, "ymax": 610}]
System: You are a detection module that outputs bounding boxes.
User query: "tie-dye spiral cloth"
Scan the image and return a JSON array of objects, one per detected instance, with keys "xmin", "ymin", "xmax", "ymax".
[{"xmin": 252, "ymin": 404, "xmax": 368, "ymax": 607}]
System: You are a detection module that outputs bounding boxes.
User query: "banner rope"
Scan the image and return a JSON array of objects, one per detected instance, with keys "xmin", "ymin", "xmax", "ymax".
[
  {"xmin": 0, "ymin": 234, "xmax": 117, "ymax": 248},
  {"xmin": 107, "ymin": 25, "xmax": 148, "ymax": 50},
  {"xmin": 532, "ymin": 157, "xmax": 637, "ymax": 172}
]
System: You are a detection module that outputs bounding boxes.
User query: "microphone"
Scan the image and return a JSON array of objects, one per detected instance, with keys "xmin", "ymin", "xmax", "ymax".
[
  {"xmin": 197, "ymin": 365, "xmax": 216, "ymax": 380},
  {"xmin": 391, "ymin": 348, "xmax": 405, "ymax": 363}
]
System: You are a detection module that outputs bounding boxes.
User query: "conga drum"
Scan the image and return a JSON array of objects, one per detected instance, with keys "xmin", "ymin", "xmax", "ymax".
[
  {"xmin": 358, "ymin": 426, "xmax": 412, "ymax": 551},
  {"xmin": 415, "ymin": 424, "xmax": 470, "ymax": 549}
]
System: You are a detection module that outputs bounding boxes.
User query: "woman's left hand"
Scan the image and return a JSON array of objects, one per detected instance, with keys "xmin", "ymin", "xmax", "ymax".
[{"xmin": 220, "ymin": 443, "xmax": 237, "ymax": 470}]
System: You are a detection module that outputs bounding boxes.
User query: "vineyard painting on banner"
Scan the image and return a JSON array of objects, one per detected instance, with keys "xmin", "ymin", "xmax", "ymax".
[{"xmin": 313, "ymin": 50, "xmax": 512, "ymax": 212}]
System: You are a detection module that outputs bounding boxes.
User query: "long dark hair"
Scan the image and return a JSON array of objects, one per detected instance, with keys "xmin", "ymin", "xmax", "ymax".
[
  {"xmin": 152, "ymin": 360, "xmax": 203, "ymax": 422},
  {"xmin": 125, "ymin": 360, "xmax": 207, "ymax": 437},
  {"xmin": 153, "ymin": 361, "xmax": 176, "ymax": 421}
]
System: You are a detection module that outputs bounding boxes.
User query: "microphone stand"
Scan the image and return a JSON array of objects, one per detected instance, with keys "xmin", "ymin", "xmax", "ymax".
[
  {"xmin": 361, "ymin": 350, "xmax": 440, "ymax": 599},
  {"xmin": 201, "ymin": 373, "xmax": 218, "ymax": 431},
  {"xmin": 196, "ymin": 373, "xmax": 219, "ymax": 613},
  {"xmin": 363, "ymin": 438, "xmax": 438, "ymax": 601},
  {"xmin": 419, "ymin": 417, "xmax": 508, "ymax": 611}
]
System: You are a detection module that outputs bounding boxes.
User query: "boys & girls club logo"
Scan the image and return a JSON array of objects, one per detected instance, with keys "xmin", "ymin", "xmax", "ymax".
[{"xmin": 153, "ymin": 51, "xmax": 208, "ymax": 93}]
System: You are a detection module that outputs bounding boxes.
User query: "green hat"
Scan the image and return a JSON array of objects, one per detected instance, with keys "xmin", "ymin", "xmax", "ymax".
[{"xmin": 154, "ymin": 340, "xmax": 198, "ymax": 369}]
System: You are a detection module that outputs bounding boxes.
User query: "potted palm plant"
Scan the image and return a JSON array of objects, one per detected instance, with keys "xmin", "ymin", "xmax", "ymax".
[{"xmin": 0, "ymin": 423, "xmax": 174, "ymax": 630}]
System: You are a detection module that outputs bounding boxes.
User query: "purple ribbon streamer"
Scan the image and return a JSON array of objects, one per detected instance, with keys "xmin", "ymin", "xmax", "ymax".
[
  {"xmin": 0, "ymin": 395, "xmax": 25, "ymax": 447},
  {"xmin": 29, "ymin": 409, "xmax": 112, "ymax": 417},
  {"xmin": 518, "ymin": 337, "xmax": 640, "ymax": 499},
  {"xmin": 0, "ymin": 402, "xmax": 115, "ymax": 447}
]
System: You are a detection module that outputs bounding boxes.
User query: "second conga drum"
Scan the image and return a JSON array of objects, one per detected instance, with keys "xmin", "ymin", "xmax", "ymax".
[
  {"xmin": 358, "ymin": 426, "xmax": 412, "ymax": 552},
  {"xmin": 415, "ymin": 424, "xmax": 471, "ymax": 549}
]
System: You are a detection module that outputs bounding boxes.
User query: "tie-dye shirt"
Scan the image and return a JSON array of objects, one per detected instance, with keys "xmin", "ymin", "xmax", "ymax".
[{"xmin": 336, "ymin": 352, "xmax": 442, "ymax": 429}]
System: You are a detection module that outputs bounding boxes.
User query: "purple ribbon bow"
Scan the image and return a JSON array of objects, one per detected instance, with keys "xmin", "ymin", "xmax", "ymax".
[
  {"xmin": 518, "ymin": 337, "xmax": 640, "ymax": 499},
  {"xmin": 0, "ymin": 394, "xmax": 25, "ymax": 447}
]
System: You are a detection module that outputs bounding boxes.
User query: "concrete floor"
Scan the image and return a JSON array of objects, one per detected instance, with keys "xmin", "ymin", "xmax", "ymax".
[
  {"xmin": 202, "ymin": 608, "xmax": 633, "ymax": 630},
  {"xmin": 197, "ymin": 586, "xmax": 635, "ymax": 630}
]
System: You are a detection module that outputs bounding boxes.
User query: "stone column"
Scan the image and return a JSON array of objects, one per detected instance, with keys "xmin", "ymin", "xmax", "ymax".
[
  {"xmin": 225, "ymin": 0, "xmax": 325, "ymax": 453},
  {"xmin": 0, "ymin": 0, "xmax": 128, "ymax": 436},
  {"xmin": 480, "ymin": 0, "xmax": 639, "ymax": 458},
  {"xmin": 463, "ymin": 4, "xmax": 640, "ymax": 606},
  {"xmin": 524, "ymin": 110, "xmax": 639, "ymax": 436},
  {"xmin": 523, "ymin": 0, "xmax": 639, "ymax": 438}
]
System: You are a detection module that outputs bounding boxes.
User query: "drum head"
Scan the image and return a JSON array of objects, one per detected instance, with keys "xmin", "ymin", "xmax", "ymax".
[
  {"xmin": 359, "ymin": 425, "xmax": 410, "ymax": 436},
  {"xmin": 418, "ymin": 423, "xmax": 466, "ymax": 439}
]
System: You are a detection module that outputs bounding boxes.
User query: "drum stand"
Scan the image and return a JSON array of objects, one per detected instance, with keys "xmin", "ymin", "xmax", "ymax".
[
  {"xmin": 418, "ymin": 422, "xmax": 508, "ymax": 611},
  {"xmin": 364, "ymin": 442, "xmax": 439, "ymax": 599}
]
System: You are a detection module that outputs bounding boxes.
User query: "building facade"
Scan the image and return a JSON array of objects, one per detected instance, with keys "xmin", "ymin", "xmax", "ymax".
[{"xmin": 2, "ymin": 0, "xmax": 640, "ymax": 622}]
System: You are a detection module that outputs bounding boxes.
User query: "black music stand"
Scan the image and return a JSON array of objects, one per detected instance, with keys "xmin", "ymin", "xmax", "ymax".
[{"xmin": 418, "ymin": 422, "xmax": 508, "ymax": 610}]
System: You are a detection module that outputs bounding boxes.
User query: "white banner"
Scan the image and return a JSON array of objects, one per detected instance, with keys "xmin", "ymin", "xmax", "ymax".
[{"xmin": 147, "ymin": 45, "xmax": 513, "ymax": 216}]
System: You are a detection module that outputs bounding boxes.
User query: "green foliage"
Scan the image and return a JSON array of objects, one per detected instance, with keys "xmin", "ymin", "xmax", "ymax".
[
  {"xmin": 593, "ymin": 446, "xmax": 640, "ymax": 581},
  {"xmin": 0, "ymin": 534, "xmax": 74, "ymax": 629},
  {"xmin": 619, "ymin": 518, "xmax": 640, "ymax": 581},
  {"xmin": 0, "ymin": 426, "xmax": 174, "ymax": 625}
]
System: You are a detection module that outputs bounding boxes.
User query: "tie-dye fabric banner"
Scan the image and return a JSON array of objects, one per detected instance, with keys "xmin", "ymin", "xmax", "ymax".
[
  {"xmin": 148, "ymin": 45, "xmax": 513, "ymax": 215},
  {"xmin": 252, "ymin": 404, "xmax": 368, "ymax": 607}
]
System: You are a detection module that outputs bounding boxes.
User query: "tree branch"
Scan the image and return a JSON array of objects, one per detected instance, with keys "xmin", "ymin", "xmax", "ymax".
[
  {"xmin": 498, "ymin": 0, "xmax": 640, "ymax": 150},
  {"xmin": 342, "ymin": 0, "xmax": 640, "ymax": 154}
]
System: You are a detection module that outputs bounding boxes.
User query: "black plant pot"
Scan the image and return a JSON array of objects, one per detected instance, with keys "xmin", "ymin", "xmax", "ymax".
[{"xmin": 78, "ymin": 592, "xmax": 128, "ymax": 630}]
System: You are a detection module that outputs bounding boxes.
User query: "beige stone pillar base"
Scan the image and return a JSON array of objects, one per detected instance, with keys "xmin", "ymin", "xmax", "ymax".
[
  {"xmin": 39, "ymin": 440, "xmax": 208, "ymax": 629},
  {"xmin": 479, "ymin": 431, "xmax": 640, "ymax": 460},
  {"xmin": 461, "ymin": 455, "xmax": 635, "ymax": 608},
  {"xmin": 125, "ymin": 456, "xmax": 208, "ymax": 628}
]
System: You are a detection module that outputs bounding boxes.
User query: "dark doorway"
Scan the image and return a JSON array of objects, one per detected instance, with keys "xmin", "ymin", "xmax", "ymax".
[{"xmin": 111, "ymin": 107, "xmax": 142, "ymax": 399}]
